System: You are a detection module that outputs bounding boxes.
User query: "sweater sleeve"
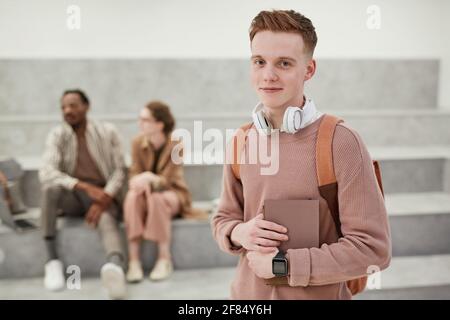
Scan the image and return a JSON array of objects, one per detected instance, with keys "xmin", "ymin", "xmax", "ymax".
[
  {"xmin": 39, "ymin": 127, "xmax": 79, "ymax": 190},
  {"xmin": 287, "ymin": 125, "xmax": 392, "ymax": 287},
  {"xmin": 103, "ymin": 124, "xmax": 126, "ymax": 197},
  {"xmin": 211, "ymin": 163, "xmax": 246, "ymax": 256}
]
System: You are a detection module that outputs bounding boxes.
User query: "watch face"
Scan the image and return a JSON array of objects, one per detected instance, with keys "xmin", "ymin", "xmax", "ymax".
[{"xmin": 273, "ymin": 261, "xmax": 287, "ymax": 275}]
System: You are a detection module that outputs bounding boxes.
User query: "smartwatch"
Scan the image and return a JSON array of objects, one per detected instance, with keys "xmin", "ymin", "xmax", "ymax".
[{"xmin": 272, "ymin": 250, "xmax": 288, "ymax": 277}]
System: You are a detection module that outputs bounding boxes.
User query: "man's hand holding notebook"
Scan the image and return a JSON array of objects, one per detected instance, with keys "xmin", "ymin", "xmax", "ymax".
[{"xmin": 263, "ymin": 199, "xmax": 320, "ymax": 285}]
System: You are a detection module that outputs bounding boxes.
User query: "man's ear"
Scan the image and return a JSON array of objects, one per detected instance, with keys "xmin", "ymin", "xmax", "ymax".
[
  {"xmin": 304, "ymin": 59, "xmax": 316, "ymax": 81},
  {"xmin": 81, "ymin": 104, "xmax": 90, "ymax": 117}
]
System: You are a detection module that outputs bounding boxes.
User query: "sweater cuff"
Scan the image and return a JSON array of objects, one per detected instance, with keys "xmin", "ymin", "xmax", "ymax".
[
  {"xmin": 65, "ymin": 177, "xmax": 79, "ymax": 191},
  {"xmin": 221, "ymin": 221, "xmax": 245, "ymax": 256},
  {"xmin": 286, "ymin": 248, "xmax": 311, "ymax": 287},
  {"xmin": 103, "ymin": 183, "xmax": 117, "ymax": 198}
]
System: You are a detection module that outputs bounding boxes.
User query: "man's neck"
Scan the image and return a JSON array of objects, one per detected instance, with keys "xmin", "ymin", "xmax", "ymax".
[
  {"xmin": 148, "ymin": 131, "xmax": 167, "ymax": 150},
  {"xmin": 72, "ymin": 119, "xmax": 87, "ymax": 136},
  {"xmin": 265, "ymin": 95, "xmax": 305, "ymax": 130}
]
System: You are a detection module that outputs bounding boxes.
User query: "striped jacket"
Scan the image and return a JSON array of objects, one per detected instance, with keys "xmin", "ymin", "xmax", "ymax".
[{"xmin": 39, "ymin": 120, "xmax": 126, "ymax": 198}]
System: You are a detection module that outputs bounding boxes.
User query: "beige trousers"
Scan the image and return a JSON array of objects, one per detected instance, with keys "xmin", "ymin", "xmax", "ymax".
[{"xmin": 123, "ymin": 184, "xmax": 180, "ymax": 243}]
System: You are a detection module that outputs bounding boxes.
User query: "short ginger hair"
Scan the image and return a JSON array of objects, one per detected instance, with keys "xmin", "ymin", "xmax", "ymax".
[{"xmin": 249, "ymin": 9, "xmax": 318, "ymax": 57}]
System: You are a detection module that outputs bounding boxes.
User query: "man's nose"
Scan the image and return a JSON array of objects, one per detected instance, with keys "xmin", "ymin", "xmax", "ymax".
[
  {"xmin": 262, "ymin": 66, "xmax": 278, "ymax": 82},
  {"xmin": 63, "ymin": 109, "xmax": 75, "ymax": 117}
]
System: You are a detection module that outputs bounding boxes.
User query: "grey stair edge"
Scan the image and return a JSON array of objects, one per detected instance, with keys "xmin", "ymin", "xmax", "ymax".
[
  {"xmin": 355, "ymin": 284, "xmax": 450, "ymax": 300},
  {"xmin": 385, "ymin": 192, "xmax": 450, "ymax": 216},
  {"xmin": 1, "ymin": 255, "xmax": 450, "ymax": 299},
  {"xmin": 2, "ymin": 194, "xmax": 450, "ymax": 235},
  {"xmin": 365, "ymin": 254, "xmax": 450, "ymax": 290},
  {"xmin": 0, "ymin": 206, "xmax": 216, "ymax": 235},
  {"xmin": 8, "ymin": 148, "xmax": 450, "ymax": 170},
  {"xmin": 15, "ymin": 192, "xmax": 450, "ymax": 221},
  {"xmin": 2, "ymin": 109, "xmax": 450, "ymax": 123},
  {"xmin": 33, "ymin": 253, "xmax": 450, "ymax": 290},
  {"xmin": 0, "ymin": 267, "xmax": 235, "ymax": 300}
]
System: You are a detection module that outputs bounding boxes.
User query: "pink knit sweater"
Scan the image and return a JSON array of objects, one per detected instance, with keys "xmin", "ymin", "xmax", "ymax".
[{"xmin": 211, "ymin": 114, "xmax": 392, "ymax": 299}]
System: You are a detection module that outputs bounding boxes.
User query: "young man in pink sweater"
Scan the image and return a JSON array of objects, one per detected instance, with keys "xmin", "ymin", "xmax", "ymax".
[{"xmin": 211, "ymin": 10, "xmax": 391, "ymax": 299}]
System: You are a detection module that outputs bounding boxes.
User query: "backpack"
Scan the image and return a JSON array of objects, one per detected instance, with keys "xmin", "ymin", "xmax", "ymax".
[{"xmin": 229, "ymin": 114, "xmax": 385, "ymax": 295}]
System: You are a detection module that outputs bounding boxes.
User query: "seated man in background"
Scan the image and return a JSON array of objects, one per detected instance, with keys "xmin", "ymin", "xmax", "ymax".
[{"xmin": 39, "ymin": 89, "xmax": 127, "ymax": 299}]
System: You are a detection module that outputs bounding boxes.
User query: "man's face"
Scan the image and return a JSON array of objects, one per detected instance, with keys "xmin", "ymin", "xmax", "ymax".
[
  {"xmin": 250, "ymin": 30, "xmax": 315, "ymax": 110},
  {"xmin": 61, "ymin": 93, "xmax": 88, "ymax": 126}
]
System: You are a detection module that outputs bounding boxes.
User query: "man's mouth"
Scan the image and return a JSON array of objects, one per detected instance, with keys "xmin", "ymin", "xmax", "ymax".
[{"xmin": 260, "ymin": 87, "xmax": 283, "ymax": 93}]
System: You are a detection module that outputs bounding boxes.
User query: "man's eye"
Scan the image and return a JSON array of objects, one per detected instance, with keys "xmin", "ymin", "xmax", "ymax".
[
  {"xmin": 279, "ymin": 61, "xmax": 291, "ymax": 67},
  {"xmin": 254, "ymin": 59, "xmax": 265, "ymax": 66}
]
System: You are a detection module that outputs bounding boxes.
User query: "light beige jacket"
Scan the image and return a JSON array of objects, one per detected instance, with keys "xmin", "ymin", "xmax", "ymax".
[{"xmin": 39, "ymin": 120, "xmax": 126, "ymax": 199}]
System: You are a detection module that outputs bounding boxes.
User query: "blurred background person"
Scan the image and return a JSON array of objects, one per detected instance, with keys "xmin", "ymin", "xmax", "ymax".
[
  {"xmin": 124, "ymin": 101, "xmax": 206, "ymax": 283},
  {"xmin": 39, "ymin": 89, "xmax": 127, "ymax": 299}
]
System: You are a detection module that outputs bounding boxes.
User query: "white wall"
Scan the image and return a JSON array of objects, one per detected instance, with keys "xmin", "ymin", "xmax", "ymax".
[{"xmin": 0, "ymin": 0, "xmax": 449, "ymax": 107}]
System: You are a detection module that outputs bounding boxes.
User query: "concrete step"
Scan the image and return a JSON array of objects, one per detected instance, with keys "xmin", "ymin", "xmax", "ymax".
[
  {"xmin": 385, "ymin": 192, "xmax": 450, "ymax": 256},
  {"xmin": 2, "ymin": 109, "xmax": 450, "ymax": 157},
  {"xmin": 0, "ymin": 267, "xmax": 235, "ymax": 300},
  {"xmin": 0, "ymin": 207, "xmax": 238, "ymax": 279},
  {"xmin": 0, "ymin": 254, "xmax": 449, "ymax": 300},
  {"xmin": 1, "ymin": 192, "xmax": 449, "ymax": 278},
  {"xmin": 356, "ymin": 254, "xmax": 450, "ymax": 300},
  {"xmin": 0, "ymin": 59, "xmax": 438, "ymax": 118},
  {"xmin": 14, "ymin": 146, "xmax": 450, "ymax": 204}
]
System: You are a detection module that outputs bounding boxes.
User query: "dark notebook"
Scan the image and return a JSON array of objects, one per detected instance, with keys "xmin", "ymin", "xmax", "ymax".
[{"xmin": 264, "ymin": 199, "xmax": 320, "ymax": 252}]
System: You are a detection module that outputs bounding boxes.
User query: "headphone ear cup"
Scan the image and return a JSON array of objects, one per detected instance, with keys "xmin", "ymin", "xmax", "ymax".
[
  {"xmin": 253, "ymin": 109, "xmax": 271, "ymax": 132},
  {"xmin": 282, "ymin": 108, "xmax": 291, "ymax": 132},
  {"xmin": 283, "ymin": 107, "xmax": 302, "ymax": 133}
]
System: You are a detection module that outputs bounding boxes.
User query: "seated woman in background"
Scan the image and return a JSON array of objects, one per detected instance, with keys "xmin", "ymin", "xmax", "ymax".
[{"xmin": 124, "ymin": 100, "xmax": 206, "ymax": 283}]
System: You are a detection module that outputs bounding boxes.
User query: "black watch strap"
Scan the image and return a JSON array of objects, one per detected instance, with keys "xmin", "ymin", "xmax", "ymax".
[
  {"xmin": 274, "ymin": 251, "xmax": 285, "ymax": 260},
  {"xmin": 272, "ymin": 250, "xmax": 288, "ymax": 277}
]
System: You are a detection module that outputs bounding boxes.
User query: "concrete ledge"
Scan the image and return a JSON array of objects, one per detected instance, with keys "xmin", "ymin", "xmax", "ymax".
[
  {"xmin": 17, "ymin": 155, "xmax": 449, "ymax": 206},
  {"xmin": 12, "ymin": 146, "xmax": 450, "ymax": 170},
  {"xmin": 0, "ymin": 214, "xmax": 238, "ymax": 279}
]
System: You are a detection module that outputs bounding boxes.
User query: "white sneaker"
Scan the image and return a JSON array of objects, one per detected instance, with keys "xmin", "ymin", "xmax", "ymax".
[
  {"xmin": 101, "ymin": 262, "xmax": 127, "ymax": 300},
  {"xmin": 44, "ymin": 259, "xmax": 65, "ymax": 291},
  {"xmin": 126, "ymin": 260, "xmax": 144, "ymax": 283},
  {"xmin": 149, "ymin": 259, "xmax": 173, "ymax": 281}
]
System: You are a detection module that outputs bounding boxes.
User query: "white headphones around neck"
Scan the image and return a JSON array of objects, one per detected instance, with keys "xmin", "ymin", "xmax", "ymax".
[{"xmin": 252, "ymin": 97, "xmax": 319, "ymax": 135}]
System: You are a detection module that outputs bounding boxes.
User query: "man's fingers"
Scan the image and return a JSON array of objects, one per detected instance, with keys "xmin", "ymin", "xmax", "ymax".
[
  {"xmin": 85, "ymin": 205, "xmax": 102, "ymax": 227},
  {"xmin": 257, "ymin": 219, "xmax": 287, "ymax": 233},
  {"xmin": 88, "ymin": 211, "xmax": 101, "ymax": 228},
  {"xmin": 257, "ymin": 229, "xmax": 288, "ymax": 242},
  {"xmin": 86, "ymin": 211, "xmax": 94, "ymax": 225},
  {"xmin": 85, "ymin": 215, "xmax": 93, "ymax": 227},
  {"xmin": 102, "ymin": 192, "xmax": 112, "ymax": 202},
  {"xmin": 254, "ymin": 237, "xmax": 281, "ymax": 248}
]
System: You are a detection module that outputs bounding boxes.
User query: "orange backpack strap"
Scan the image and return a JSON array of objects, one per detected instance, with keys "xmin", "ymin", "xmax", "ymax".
[
  {"xmin": 230, "ymin": 122, "xmax": 254, "ymax": 180},
  {"xmin": 316, "ymin": 114, "xmax": 344, "ymax": 237}
]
